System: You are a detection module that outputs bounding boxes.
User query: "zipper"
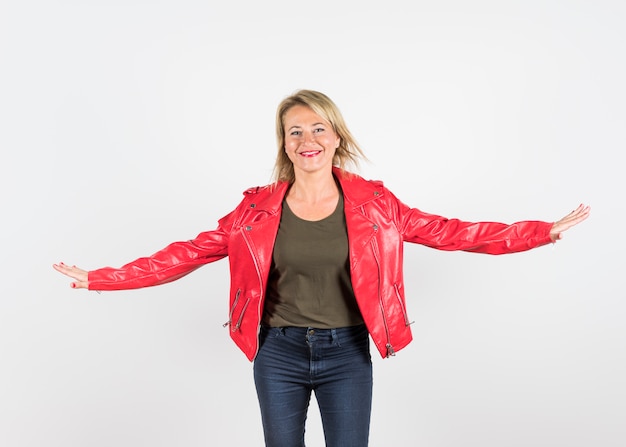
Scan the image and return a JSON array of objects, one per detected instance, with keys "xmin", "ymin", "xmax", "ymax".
[
  {"xmin": 233, "ymin": 297, "xmax": 251, "ymax": 331},
  {"xmin": 370, "ymin": 232, "xmax": 394, "ymax": 357},
  {"xmin": 393, "ymin": 283, "xmax": 414, "ymax": 327},
  {"xmin": 223, "ymin": 288, "xmax": 242, "ymax": 328},
  {"xmin": 241, "ymin": 225, "xmax": 266, "ymax": 359}
]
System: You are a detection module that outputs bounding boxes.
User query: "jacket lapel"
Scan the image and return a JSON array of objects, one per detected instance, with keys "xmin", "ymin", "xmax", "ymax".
[{"xmin": 334, "ymin": 168, "xmax": 384, "ymax": 269}]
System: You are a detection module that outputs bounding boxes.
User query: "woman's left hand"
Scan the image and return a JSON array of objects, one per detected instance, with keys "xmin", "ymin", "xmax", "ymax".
[
  {"xmin": 550, "ymin": 204, "xmax": 591, "ymax": 241},
  {"xmin": 52, "ymin": 262, "xmax": 89, "ymax": 289}
]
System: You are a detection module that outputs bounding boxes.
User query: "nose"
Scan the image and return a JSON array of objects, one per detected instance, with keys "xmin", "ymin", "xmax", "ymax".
[{"xmin": 303, "ymin": 131, "xmax": 316, "ymax": 144}]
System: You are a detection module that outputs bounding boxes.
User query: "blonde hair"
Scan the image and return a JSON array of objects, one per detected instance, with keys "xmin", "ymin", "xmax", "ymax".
[{"xmin": 272, "ymin": 89, "xmax": 366, "ymax": 182}]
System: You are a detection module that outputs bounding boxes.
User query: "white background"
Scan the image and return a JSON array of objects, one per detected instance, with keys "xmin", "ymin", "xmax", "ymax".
[{"xmin": 1, "ymin": 1, "xmax": 624, "ymax": 446}]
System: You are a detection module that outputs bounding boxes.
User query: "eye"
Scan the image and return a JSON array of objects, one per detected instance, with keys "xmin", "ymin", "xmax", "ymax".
[
  {"xmin": 313, "ymin": 127, "xmax": 325, "ymax": 133},
  {"xmin": 290, "ymin": 130, "xmax": 302, "ymax": 136}
]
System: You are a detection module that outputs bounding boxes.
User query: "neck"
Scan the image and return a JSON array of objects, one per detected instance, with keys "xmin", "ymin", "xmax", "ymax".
[{"xmin": 289, "ymin": 170, "xmax": 338, "ymax": 204}]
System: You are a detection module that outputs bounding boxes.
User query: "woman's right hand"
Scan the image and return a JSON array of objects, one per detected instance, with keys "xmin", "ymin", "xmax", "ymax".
[{"xmin": 52, "ymin": 262, "xmax": 89, "ymax": 289}]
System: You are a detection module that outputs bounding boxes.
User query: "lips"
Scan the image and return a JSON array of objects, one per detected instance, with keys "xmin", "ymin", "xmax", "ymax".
[{"xmin": 299, "ymin": 150, "xmax": 322, "ymax": 157}]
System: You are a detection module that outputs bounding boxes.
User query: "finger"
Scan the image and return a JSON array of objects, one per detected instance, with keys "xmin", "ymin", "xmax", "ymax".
[
  {"xmin": 565, "ymin": 204, "xmax": 584, "ymax": 219},
  {"xmin": 552, "ymin": 205, "xmax": 590, "ymax": 237},
  {"xmin": 53, "ymin": 262, "xmax": 88, "ymax": 282},
  {"xmin": 568, "ymin": 206, "xmax": 591, "ymax": 224},
  {"xmin": 57, "ymin": 261, "xmax": 86, "ymax": 273},
  {"xmin": 561, "ymin": 204, "xmax": 590, "ymax": 223}
]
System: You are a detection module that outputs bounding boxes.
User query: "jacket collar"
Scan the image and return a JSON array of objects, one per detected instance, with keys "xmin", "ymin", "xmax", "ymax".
[
  {"xmin": 333, "ymin": 167, "xmax": 385, "ymax": 208},
  {"xmin": 249, "ymin": 167, "xmax": 383, "ymax": 213},
  {"xmin": 243, "ymin": 182, "xmax": 288, "ymax": 216}
]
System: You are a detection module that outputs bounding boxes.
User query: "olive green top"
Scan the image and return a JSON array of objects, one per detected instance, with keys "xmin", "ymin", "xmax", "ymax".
[{"xmin": 262, "ymin": 192, "xmax": 364, "ymax": 328}]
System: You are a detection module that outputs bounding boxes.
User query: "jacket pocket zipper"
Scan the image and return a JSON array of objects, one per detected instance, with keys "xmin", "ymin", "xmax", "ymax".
[
  {"xmin": 223, "ymin": 288, "xmax": 251, "ymax": 332},
  {"xmin": 393, "ymin": 283, "xmax": 414, "ymax": 327},
  {"xmin": 223, "ymin": 288, "xmax": 242, "ymax": 328},
  {"xmin": 233, "ymin": 297, "xmax": 251, "ymax": 332}
]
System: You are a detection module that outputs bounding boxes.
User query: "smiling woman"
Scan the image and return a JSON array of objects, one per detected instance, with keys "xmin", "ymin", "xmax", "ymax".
[
  {"xmin": 284, "ymin": 105, "xmax": 340, "ymax": 175},
  {"xmin": 53, "ymin": 89, "xmax": 590, "ymax": 447},
  {"xmin": 281, "ymin": 106, "xmax": 341, "ymax": 220},
  {"xmin": 273, "ymin": 89, "xmax": 366, "ymax": 185}
]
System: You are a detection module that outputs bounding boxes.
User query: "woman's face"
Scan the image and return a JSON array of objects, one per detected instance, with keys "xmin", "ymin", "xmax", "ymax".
[{"xmin": 283, "ymin": 105, "xmax": 340, "ymax": 178}]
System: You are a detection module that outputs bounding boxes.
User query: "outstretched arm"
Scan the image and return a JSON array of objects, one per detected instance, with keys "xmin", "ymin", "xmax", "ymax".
[
  {"xmin": 51, "ymin": 226, "xmax": 230, "ymax": 291},
  {"xmin": 390, "ymin": 184, "xmax": 591, "ymax": 254},
  {"xmin": 51, "ymin": 192, "xmax": 252, "ymax": 291},
  {"xmin": 53, "ymin": 262, "xmax": 89, "ymax": 289},
  {"xmin": 549, "ymin": 204, "xmax": 591, "ymax": 242}
]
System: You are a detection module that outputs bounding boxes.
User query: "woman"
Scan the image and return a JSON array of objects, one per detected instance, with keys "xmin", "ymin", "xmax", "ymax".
[{"xmin": 53, "ymin": 89, "xmax": 590, "ymax": 447}]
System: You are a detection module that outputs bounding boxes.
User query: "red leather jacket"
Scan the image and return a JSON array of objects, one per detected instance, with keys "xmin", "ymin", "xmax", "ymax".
[{"xmin": 88, "ymin": 167, "xmax": 553, "ymax": 361}]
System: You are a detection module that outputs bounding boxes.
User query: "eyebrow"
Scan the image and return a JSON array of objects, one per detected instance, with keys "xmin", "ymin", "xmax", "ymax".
[{"xmin": 288, "ymin": 122, "xmax": 326, "ymax": 131}]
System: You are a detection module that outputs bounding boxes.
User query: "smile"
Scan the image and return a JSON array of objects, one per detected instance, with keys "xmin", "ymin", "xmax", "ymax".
[{"xmin": 299, "ymin": 150, "xmax": 322, "ymax": 157}]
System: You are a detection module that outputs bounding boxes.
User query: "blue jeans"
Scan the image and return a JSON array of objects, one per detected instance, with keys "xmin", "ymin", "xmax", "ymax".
[{"xmin": 253, "ymin": 324, "xmax": 373, "ymax": 447}]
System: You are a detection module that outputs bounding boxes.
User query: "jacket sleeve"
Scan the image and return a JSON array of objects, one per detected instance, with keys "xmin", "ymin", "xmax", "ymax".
[
  {"xmin": 387, "ymin": 190, "xmax": 554, "ymax": 254},
  {"xmin": 87, "ymin": 212, "xmax": 237, "ymax": 291}
]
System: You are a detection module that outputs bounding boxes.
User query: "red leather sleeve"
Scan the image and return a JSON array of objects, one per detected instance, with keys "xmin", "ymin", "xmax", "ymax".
[
  {"xmin": 87, "ymin": 226, "xmax": 230, "ymax": 291},
  {"xmin": 389, "ymin": 191, "xmax": 553, "ymax": 254}
]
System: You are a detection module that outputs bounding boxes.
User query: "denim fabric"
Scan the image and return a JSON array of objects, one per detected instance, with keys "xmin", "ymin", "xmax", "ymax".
[{"xmin": 253, "ymin": 324, "xmax": 373, "ymax": 447}]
